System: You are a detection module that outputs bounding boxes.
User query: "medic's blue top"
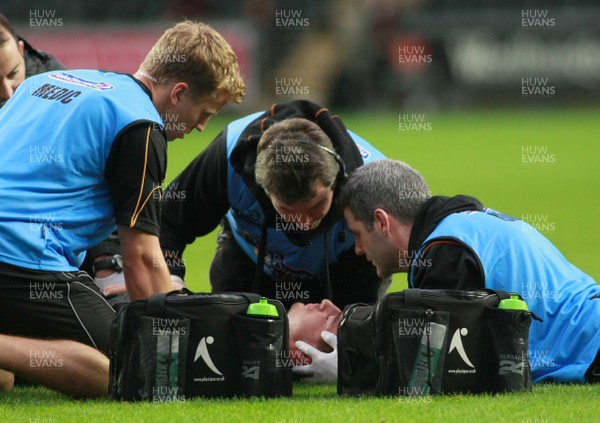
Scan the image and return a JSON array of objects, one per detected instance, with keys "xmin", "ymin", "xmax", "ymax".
[
  {"xmin": 0, "ymin": 70, "xmax": 163, "ymax": 271},
  {"xmin": 410, "ymin": 206, "xmax": 600, "ymax": 383}
]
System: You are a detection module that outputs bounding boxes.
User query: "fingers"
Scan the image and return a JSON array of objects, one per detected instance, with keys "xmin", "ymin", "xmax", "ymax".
[
  {"xmin": 291, "ymin": 363, "xmax": 314, "ymax": 376},
  {"xmin": 295, "ymin": 340, "xmax": 320, "ymax": 359},
  {"xmin": 321, "ymin": 331, "xmax": 337, "ymax": 349}
]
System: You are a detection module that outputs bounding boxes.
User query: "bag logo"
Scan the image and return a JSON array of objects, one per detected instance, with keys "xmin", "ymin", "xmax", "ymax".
[
  {"xmin": 241, "ymin": 365, "xmax": 260, "ymax": 380},
  {"xmin": 194, "ymin": 336, "xmax": 223, "ymax": 376},
  {"xmin": 499, "ymin": 359, "xmax": 525, "ymax": 375},
  {"xmin": 448, "ymin": 328, "xmax": 476, "ymax": 370}
]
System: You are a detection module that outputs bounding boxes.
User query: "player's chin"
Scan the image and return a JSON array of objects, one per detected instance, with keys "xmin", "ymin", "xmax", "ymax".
[
  {"xmin": 166, "ymin": 131, "xmax": 184, "ymax": 141},
  {"xmin": 375, "ymin": 265, "xmax": 392, "ymax": 279}
]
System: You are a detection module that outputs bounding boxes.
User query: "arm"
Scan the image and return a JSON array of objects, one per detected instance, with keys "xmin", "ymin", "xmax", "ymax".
[
  {"xmin": 410, "ymin": 238, "xmax": 485, "ymax": 290},
  {"xmin": 106, "ymin": 121, "xmax": 171, "ymax": 299},
  {"xmin": 160, "ymin": 130, "xmax": 231, "ymax": 278},
  {"xmin": 118, "ymin": 225, "xmax": 171, "ymax": 300}
]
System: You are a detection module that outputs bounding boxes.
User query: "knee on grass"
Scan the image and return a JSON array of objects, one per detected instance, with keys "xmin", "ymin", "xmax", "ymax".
[{"xmin": 0, "ymin": 369, "xmax": 15, "ymax": 391}]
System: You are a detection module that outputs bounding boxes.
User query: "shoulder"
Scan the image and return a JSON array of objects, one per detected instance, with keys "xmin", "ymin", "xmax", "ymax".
[{"xmin": 22, "ymin": 37, "xmax": 66, "ymax": 77}]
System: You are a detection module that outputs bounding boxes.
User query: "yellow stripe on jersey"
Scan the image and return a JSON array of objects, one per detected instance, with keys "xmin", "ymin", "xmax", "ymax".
[{"xmin": 130, "ymin": 124, "xmax": 161, "ymax": 227}]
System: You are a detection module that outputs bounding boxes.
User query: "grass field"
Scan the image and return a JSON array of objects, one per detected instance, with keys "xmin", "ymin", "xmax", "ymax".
[
  {"xmin": 1, "ymin": 383, "xmax": 599, "ymax": 422},
  {"xmin": 2, "ymin": 107, "xmax": 599, "ymax": 422}
]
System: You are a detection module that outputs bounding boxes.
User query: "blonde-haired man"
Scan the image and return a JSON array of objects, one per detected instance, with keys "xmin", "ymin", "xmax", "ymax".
[
  {"xmin": 139, "ymin": 21, "xmax": 244, "ymax": 105},
  {"xmin": 0, "ymin": 21, "xmax": 244, "ymax": 397}
]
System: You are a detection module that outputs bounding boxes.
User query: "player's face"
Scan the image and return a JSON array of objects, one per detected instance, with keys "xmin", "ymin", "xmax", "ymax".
[
  {"xmin": 288, "ymin": 299, "xmax": 342, "ymax": 363},
  {"xmin": 344, "ymin": 207, "xmax": 399, "ymax": 278},
  {"xmin": 270, "ymin": 181, "xmax": 334, "ymax": 231},
  {"xmin": 165, "ymin": 88, "xmax": 230, "ymax": 140},
  {"xmin": 0, "ymin": 37, "xmax": 26, "ymax": 103}
]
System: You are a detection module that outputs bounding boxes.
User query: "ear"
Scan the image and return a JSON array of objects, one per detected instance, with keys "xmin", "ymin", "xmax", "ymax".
[
  {"xmin": 169, "ymin": 82, "xmax": 189, "ymax": 106},
  {"xmin": 17, "ymin": 40, "xmax": 25, "ymax": 56},
  {"xmin": 373, "ymin": 208, "xmax": 391, "ymax": 235}
]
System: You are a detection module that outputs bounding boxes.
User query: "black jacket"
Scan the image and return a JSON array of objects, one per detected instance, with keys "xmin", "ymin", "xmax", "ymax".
[
  {"xmin": 408, "ymin": 195, "xmax": 486, "ymax": 290},
  {"xmin": 22, "ymin": 37, "xmax": 65, "ymax": 78}
]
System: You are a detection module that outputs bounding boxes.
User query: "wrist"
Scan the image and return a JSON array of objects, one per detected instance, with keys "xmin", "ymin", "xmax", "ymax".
[{"xmin": 93, "ymin": 254, "xmax": 123, "ymax": 277}]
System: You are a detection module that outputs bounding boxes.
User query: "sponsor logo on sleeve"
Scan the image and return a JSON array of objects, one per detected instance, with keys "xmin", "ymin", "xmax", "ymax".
[
  {"xmin": 49, "ymin": 72, "xmax": 115, "ymax": 91},
  {"xmin": 356, "ymin": 144, "xmax": 371, "ymax": 160}
]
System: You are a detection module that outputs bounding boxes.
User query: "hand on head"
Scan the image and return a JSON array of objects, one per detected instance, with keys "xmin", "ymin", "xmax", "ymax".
[
  {"xmin": 288, "ymin": 299, "xmax": 342, "ymax": 362},
  {"xmin": 287, "ymin": 299, "xmax": 342, "ymax": 383}
]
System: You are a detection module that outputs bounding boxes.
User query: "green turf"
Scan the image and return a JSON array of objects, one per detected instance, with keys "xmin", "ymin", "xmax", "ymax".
[
  {"xmin": 1, "ymin": 383, "xmax": 599, "ymax": 422},
  {"xmin": 4, "ymin": 107, "xmax": 598, "ymax": 421}
]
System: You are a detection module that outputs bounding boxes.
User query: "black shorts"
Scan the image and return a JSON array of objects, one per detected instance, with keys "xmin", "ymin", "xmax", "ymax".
[{"xmin": 0, "ymin": 261, "xmax": 115, "ymax": 355}]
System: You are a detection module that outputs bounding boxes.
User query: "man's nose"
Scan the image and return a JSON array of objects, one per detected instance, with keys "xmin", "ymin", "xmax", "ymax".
[
  {"xmin": 319, "ymin": 299, "xmax": 341, "ymax": 314},
  {"xmin": 0, "ymin": 79, "xmax": 14, "ymax": 102},
  {"xmin": 354, "ymin": 239, "xmax": 365, "ymax": 256},
  {"xmin": 195, "ymin": 115, "xmax": 211, "ymax": 133}
]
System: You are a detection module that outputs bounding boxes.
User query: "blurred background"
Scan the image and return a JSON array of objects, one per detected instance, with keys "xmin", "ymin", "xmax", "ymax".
[
  {"xmin": 6, "ymin": 0, "xmax": 600, "ymax": 110},
  {"xmin": 3, "ymin": 0, "xmax": 599, "ymax": 291}
]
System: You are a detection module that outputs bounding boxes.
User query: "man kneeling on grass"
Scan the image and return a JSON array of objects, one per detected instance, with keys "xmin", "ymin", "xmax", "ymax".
[{"xmin": 340, "ymin": 159, "xmax": 600, "ymax": 384}]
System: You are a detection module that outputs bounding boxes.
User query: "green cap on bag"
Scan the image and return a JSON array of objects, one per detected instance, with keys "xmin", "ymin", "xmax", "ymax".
[
  {"xmin": 247, "ymin": 297, "xmax": 279, "ymax": 317},
  {"xmin": 498, "ymin": 294, "xmax": 529, "ymax": 311}
]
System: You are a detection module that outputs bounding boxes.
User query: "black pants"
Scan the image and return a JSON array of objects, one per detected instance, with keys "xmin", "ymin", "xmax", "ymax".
[
  {"xmin": 0, "ymin": 261, "xmax": 115, "ymax": 355},
  {"xmin": 209, "ymin": 221, "xmax": 384, "ymax": 310},
  {"xmin": 586, "ymin": 349, "xmax": 600, "ymax": 383}
]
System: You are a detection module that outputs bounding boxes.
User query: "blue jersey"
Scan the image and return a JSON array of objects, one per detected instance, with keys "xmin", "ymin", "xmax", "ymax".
[
  {"xmin": 223, "ymin": 112, "xmax": 386, "ymax": 282},
  {"xmin": 0, "ymin": 70, "xmax": 163, "ymax": 271},
  {"xmin": 416, "ymin": 208, "xmax": 600, "ymax": 383}
]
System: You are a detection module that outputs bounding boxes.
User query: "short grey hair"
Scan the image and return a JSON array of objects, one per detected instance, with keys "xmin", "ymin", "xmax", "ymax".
[{"xmin": 341, "ymin": 160, "xmax": 430, "ymax": 230}]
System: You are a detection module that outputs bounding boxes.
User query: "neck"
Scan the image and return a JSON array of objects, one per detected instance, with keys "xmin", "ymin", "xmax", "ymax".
[
  {"xmin": 134, "ymin": 70, "xmax": 164, "ymax": 113},
  {"xmin": 134, "ymin": 71, "xmax": 158, "ymax": 93}
]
